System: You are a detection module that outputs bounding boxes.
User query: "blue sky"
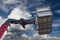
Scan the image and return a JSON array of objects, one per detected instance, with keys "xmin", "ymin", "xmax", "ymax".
[{"xmin": 0, "ymin": 0, "xmax": 60, "ymax": 39}]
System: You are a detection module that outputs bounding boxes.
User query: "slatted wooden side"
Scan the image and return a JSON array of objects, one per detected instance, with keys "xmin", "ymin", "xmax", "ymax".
[{"xmin": 38, "ymin": 16, "xmax": 52, "ymax": 34}]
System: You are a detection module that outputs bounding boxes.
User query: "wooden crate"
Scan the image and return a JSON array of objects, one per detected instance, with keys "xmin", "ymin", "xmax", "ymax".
[{"xmin": 37, "ymin": 15, "xmax": 52, "ymax": 34}]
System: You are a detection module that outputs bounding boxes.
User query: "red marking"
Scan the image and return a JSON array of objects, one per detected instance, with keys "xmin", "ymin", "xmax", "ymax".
[{"xmin": 0, "ymin": 24, "xmax": 9, "ymax": 40}]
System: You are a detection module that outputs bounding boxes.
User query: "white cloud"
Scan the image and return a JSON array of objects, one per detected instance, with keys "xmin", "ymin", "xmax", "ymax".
[
  {"xmin": 55, "ymin": 10, "xmax": 60, "ymax": 14},
  {"xmin": 33, "ymin": 32, "xmax": 48, "ymax": 39},
  {"xmin": 52, "ymin": 19, "xmax": 60, "ymax": 27},
  {"xmin": 8, "ymin": 7, "xmax": 32, "ymax": 20},
  {"xmin": 10, "ymin": 24, "xmax": 25, "ymax": 30},
  {"xmin": 24, "ymin": 24, "xmax": 34, "ymax": 30},
  {"xmin": 0, "ymin": 18, "xmax": 8, "ymax": 27},
  {"xmin": 53, "ymin": 19, "xmax": 60, "ymax": 23},
  {"xmin": 22, "ymin": 33, "xmax": 28, "ymax": 38},
  {"xmin": 52, "ymin": 23, "xmax": 60, "ymax": 27},
  {"xmin": 3, "ymin": 0, "xmax": 22, "ymax": 4},
  {"xmin": 33, "ymin": 32, "xmax": 59, "ymax": 40},
  {"xmin": 0, "ymin": 16, "xmax": 2, "ymax": 19},
  {"xmin": 47, "ymin": 35, "xmax": 59, "ymax": 39},
  {"xmin": 1, "ymin": 0, "xmax": 24, "ymax": 14}
]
